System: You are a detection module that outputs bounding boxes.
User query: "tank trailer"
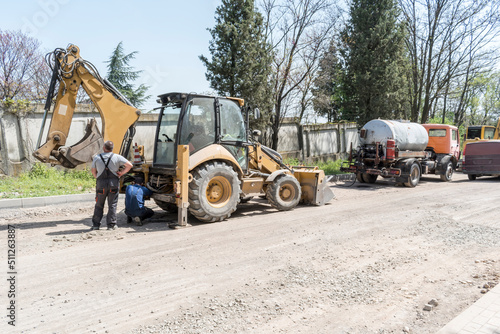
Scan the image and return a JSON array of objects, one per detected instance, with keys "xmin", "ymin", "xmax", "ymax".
[{"xmin": 341, "ymin": 120, "xmax": 460, "ymax": 187}]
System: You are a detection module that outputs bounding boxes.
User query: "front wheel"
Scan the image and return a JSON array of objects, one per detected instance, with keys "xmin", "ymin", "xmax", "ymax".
[
  {"xmin": 440, "ymin": 161, "xmax": 453, "ymax": 182},
  {"xmin": 266, "ymin": 175, "xmax": 301, "ymax": 211},
  {"xmin": 189, "ymin": 161, "xmax": 240, "ymax": 222},
  {"xmin": 468, "ymin": 174, "xmax": 477, "ymax": 181},
  {"xmin": 404, "ymin": 162, "xmax": 421, "ymax": 187}
]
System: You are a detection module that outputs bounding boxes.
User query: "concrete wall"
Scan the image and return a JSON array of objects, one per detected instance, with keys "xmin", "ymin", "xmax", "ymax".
[
  {"xmin": 277, "ymin": 120, "xmax": 359, "ymax": 163},
  {"xmin": 0, "ymin": 104, "xmax": 359, "ymax": 175}
]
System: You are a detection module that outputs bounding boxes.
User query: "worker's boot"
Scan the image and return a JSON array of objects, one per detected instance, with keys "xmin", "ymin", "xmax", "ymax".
[{"xmin": 133, "ymin": 217, "xmax": 142, "ymax": 226}]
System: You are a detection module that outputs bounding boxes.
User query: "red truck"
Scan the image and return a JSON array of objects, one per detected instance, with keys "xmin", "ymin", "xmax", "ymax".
[{"xmin": 462, "ymin": 140, "xmax": 500, "ymax": 180}]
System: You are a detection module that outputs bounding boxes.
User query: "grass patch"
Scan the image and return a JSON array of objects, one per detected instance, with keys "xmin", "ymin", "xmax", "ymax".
[
  {"xmin": 0, "ymin": 163, "xmax": 95, "ymax": 199},
  {"xmin": 283, "ymin": 158, "xmax": 347, "ymax": 175}
]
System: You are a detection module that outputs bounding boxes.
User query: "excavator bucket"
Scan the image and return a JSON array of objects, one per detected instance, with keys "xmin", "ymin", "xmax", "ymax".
[
  {"xmin": 293, "ymin": 168, "xmax": 335, "ymax": 205},
  {"xmin": 53, "ymin": 118, "xmax": 104, "ymax": 168}
]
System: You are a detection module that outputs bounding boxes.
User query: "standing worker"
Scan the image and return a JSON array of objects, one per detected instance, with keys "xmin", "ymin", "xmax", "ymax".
[
  {"xmin": 91, "ymin": 141, "xmax": 133, "ymax": 230},
  {"xmin": 125, "ymin": 176, "xmax": 154, "ymax": 226}
]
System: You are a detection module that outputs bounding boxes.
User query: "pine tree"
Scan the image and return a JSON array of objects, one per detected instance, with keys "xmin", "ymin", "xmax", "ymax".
[
  {"xmin": 200, "ymin": 0, "xmax": 273, "ymax": 130},
  {"xmin": 312, "ymin": 40, "xmax": 342, "ymax": 123},
  {"xmin": 338, "ymin": 0, "xmax": 409, "ymax": 126},
  {"xmin": 106, "ymin": 42, "xmax": 149, "ymax": 107}
]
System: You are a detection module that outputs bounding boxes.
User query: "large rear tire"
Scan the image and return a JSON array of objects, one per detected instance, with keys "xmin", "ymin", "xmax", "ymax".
[
  {"xmin": 188, "ymin": 161, "xmax": 240, "ymax": 222},
  {"xmin": 266, "ymin": 175, "xmax": 301, "ymax": 211},
  {"xmin": 362, "ymin": 173, "xmax": 378, "ymax": 183},
  {"xmin": 404, "ymin": 162, "xmax": 421, "ymax": 187},
  {"xmin": 356, "ymin": 173, "xmax": 365, "ymax": 183},
  {"xmin": 440, "ymin": 161, "xmax": 453, "ymax": 182}
]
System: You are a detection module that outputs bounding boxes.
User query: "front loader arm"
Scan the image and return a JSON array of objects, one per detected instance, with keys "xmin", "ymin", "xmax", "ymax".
[{"xmin": 33, "ymin": 45, "xmax": 141, "ymax": 168}]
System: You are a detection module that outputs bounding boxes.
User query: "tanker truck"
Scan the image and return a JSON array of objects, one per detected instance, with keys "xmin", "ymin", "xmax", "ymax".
[{"xmin": 341, "ymin": 120, "xmax": 460, "ymax": 187}]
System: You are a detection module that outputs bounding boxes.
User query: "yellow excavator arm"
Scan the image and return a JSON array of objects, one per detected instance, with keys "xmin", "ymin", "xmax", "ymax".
[{"xmin": 33, "ymin": 45, "xmax": 141, "ymax": 168}]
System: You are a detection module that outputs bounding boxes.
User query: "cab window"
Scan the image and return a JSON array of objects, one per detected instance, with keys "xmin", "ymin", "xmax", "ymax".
[
  {"xmin": 180, "ymin": 97, "xmax": 215, "ymax": 152},
  {"xmin": 219, "ymin": 99, "xmax": 246, "ymax": 142},
  {"xmin": 484, "ymin": 128, "xmax": 495, "ymax": 139},
  {"xmin": 428, "ymin": 129, "xmax": 446, "ymax": 137}
]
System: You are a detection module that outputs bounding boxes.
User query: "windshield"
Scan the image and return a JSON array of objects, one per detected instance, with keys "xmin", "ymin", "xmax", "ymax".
[
  {"xmin": 154, "ymin": 103, "xmax": 182, "ymax": 165},
  {"xmin": 467, "ymin": 127, "xmax": 481, "ymax": 139}
]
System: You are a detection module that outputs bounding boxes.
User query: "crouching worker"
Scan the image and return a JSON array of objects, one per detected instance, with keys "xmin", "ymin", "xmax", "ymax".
[{"xmin": 125, "ymin": 176, "xmax": 154, "ymax": 226}]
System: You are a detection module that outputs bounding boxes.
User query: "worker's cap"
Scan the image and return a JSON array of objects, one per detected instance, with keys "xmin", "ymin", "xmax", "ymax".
[
  {"xmin": 104, "ymin": 141, "xmax": 114, "ymax": 151},
  {"xmin": 134, "ymin": 176, "xmax": 145, "ymax": 184}
]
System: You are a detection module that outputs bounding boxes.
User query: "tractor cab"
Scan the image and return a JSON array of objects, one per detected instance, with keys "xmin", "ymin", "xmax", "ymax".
[{"xmin": 153, "ymin": 93, "xmax": 248, "ymax": 171}]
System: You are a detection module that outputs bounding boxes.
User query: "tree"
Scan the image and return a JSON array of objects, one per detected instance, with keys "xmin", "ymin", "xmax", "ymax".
[
  {"xmin": 262, "ymin": 0, "xmax": 338, "ymax": 149},
  {"xmin": 312, "ymin": 40, "xmax": 342, "ymax": 122},
  {"xmin": 338, "ymin": 0, "xmax": 409, "ymax": 127},
  {"xmin": 0, "ymin": 30, "xmax": 50, "ymax": 107},
  {"xmin": 399, "ymin": 0, "xmax": 500, "ymax": 125},
  {"xmin": 106, "ymin": 42, "xmax": 149, "ymax": 107},
  {"xmin": 200, "ymin": 0, "xmax": 273, "ymax": 131}
]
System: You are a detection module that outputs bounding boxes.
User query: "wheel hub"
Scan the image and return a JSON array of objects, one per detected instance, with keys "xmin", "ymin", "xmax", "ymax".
[
  {"xmin": 206, "ymin": 176, "xmax": 231, "ymax": 208},
  {"xmin": 279, "ymin": 185, "xmax": 295, "ymax": 202}
]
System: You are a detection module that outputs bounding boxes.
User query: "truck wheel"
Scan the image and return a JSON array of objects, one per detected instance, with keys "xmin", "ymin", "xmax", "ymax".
[
  {"xmin": 404, "ymin": 162, "xmax": 421, "ymax": 187},
  {"xmin": 362, "ymin": 173, "xmax": 378, "ymax": 183},
  {"xmin": 440, "ymin": 161, "xmax": 453, "ymax": 182},
  {"xmin": 468, "ymin": 174, "xmax": 477, "ymax": 181},
  {"xmin": 153, "ymin": 199, "xmax": 177, "ymax": 213},
  {"xmin": 266, "ymin": 175, "xmax": 302, "ymax": 211},
  {"xmin": 356, "ymin": 173, "xmax": 365, "ymax": 183},
  {"xmin": 189, "ymin": 161, "xmax": 240, "ymax": 222}
]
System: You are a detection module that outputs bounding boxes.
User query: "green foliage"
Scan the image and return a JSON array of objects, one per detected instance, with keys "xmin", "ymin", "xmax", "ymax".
[
  {"xmin": 1, "ymin": 98, "xmax": 31, "ymax": 114},
  {"xmin": 337, "ymin": 0, "xmax": 410, "ymax": 126},
  {"xmin": 283, "ymin": 158, "xmax": 345, "ymax": 175},
  {"xmin": 312, "ymin": 41, "xmax": 342, "ymax": 123},
  {"xmin": 106, "ymin": 42, "xmax": 150, "ymax": 107},
  {"xmin": 315, "ymin": 160, "xmax": 346, "ymax": 175},
  {"xmin": 0, "ymin": 163, "xmax": 95, "ymax": 199},
  {"xmin": 200, "ymin": 0, "xmax": 273, "ymax": 132}
]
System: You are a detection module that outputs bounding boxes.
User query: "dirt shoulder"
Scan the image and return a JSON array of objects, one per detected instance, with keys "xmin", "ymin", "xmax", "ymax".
[{"xmin": 0, "ymin": 173, "xmax": 499, "ymax": 333}]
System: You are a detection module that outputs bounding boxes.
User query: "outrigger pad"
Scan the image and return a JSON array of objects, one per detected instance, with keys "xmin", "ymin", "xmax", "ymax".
[{"xmin": 54, "ymin": 118, "xmax": 104, "ymax": 168}]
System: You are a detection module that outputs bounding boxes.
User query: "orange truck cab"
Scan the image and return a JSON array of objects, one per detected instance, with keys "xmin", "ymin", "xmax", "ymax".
[{"xmin": 423, "ymin": 124, "xmax": 460, "ymax": 160}]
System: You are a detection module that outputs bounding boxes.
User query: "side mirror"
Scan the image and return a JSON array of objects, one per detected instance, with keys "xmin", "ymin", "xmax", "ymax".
[{"xmin": 254, "ymin": 108, "xmax": 261, "ymax": 119}]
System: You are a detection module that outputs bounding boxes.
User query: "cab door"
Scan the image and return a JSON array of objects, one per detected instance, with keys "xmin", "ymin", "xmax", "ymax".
[{"xmin": 217, "ymin": 98, "xmax": 248, "ymax": 171}]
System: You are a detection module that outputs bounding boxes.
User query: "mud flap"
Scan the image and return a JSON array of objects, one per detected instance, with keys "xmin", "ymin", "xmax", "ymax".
[{"xmin": 54, "ymin": 119, "xmax": 104, "ymax": 168}]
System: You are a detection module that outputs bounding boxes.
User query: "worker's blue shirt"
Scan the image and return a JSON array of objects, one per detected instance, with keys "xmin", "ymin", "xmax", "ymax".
[{"xmin": 125, "ymin": 184, "xmax": 153, "ymax": 216}]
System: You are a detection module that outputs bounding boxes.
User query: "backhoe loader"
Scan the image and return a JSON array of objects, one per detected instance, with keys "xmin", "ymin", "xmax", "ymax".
[{"xmin": 34, "ymin": 45, "xmax": 334, "ymax": 226}]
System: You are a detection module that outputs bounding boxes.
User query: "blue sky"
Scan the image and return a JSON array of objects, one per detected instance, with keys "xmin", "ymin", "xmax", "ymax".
[{"xmin": 1, "ymin": 0, "xmax": 222, "ymax": 111}]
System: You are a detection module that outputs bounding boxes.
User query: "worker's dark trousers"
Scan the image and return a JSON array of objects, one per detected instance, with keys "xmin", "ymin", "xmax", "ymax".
[{"xmin": 92, "ymin": 174, "xmax": 120, "ymax": 228}]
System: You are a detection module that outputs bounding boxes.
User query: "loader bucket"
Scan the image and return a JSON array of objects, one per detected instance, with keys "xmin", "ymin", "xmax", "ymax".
[
  {"xmin": 54, "ymin": 118, "xmax": 104, "ymax": 168},
  {"xmin": 293, "ymin": 168, "xmax": 335, "ymax": 205}
]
